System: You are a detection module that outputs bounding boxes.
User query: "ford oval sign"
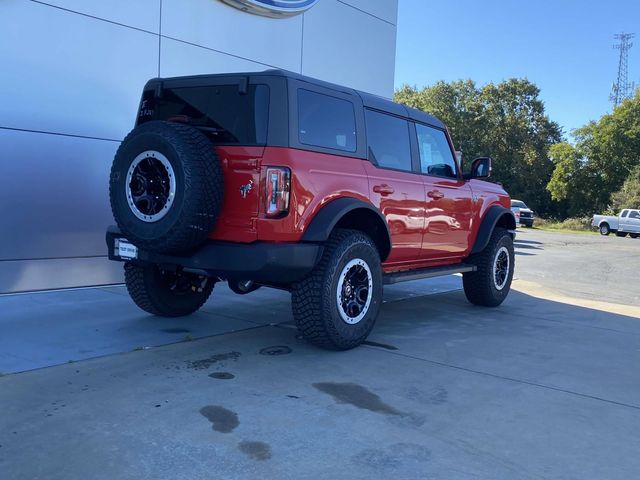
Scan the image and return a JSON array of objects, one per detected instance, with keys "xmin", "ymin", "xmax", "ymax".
[{"xmin": 220, "ymin": 0, "xmax": 320, "ymax": 18}]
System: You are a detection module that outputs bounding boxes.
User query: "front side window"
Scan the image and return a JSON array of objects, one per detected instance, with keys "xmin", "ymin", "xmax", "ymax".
[
  {"xmin": 415, "ymin": 124, "xmax": 458, "ymax": 178},
  {"xmin": 365, "ymin": 110, "xmax": 412, "ymax": 171},
  {"xmin": 298, "ymin": 89, "xmax": 356, "ymax": 152},
  {"xmin": 629, "ymin": 211, "xmax": 640, "ymax": 219}
]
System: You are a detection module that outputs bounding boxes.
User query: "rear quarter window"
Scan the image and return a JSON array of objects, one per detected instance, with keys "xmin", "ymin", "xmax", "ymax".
[{"xmin": 297, "ymin": 89, "xmax": 357, "ymax": 152}]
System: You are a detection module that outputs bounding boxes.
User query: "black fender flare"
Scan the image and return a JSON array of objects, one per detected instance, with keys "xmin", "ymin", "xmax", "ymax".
[
  {"xmin": 470, "ymin": 206, "xmax": 517, "ymax": 255},
  {"xmin": 302, "ymin": 197, "xmax": 392, "ymax": 261}
]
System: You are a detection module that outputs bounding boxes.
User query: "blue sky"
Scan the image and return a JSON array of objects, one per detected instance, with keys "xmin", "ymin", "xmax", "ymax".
[{"xmin": 394, "ymin": 0, "xmax": 640, "ymax": 136}]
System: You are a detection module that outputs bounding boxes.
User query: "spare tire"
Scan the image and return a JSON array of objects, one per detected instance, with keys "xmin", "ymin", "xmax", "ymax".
[{"xmin": 109, "ymin": 121, "xmax": 223, "ymax": 254}]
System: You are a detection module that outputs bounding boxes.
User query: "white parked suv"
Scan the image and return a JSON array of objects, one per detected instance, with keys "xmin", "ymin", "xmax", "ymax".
[{"xmin": 592, "ymin": 209, "xmax": 640, "ymax": 238}]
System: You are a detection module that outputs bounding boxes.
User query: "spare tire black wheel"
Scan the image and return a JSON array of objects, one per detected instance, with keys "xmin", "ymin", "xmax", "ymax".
[{"xmin": 109, "ymin": 121, "xmax": 223, "ymax": 254}]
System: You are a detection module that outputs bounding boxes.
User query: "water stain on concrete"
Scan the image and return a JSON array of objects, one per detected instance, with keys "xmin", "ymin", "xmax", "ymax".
[
  {"xmin": 187, "ymin": 352, "xmax": 241, "ymax": 370},
  {"xmin": 199, "ymin": 406, "xmax": 239, "ymax": 433},
  {"xmin": 312, "ymin": 382, "xmax": 401, "ymax": 416},
  {"xmin": 209, "ymin": 372, "xmax": 235, "ymax": 380},
  {"xmin": 352, "ymin": 443, "xmax": 431, "ymax": 469},
  {"xmin": 238, "ymin": 441, "xmax": 272, "ymax": 461}
]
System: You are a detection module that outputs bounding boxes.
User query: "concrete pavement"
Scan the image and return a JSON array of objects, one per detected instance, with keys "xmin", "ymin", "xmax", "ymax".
[{"xmin": 1, "ymin": 229, "xmax": 639, "ymax": 479}]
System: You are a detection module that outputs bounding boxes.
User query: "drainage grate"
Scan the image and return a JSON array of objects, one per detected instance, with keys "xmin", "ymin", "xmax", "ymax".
[{"xmin": 259, "ymin": 346, "xmax": 292, "ymax": 356}]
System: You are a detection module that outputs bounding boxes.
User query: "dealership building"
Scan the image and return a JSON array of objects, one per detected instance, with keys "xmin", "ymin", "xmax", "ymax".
[{"xmin": 0, "ymin": 0, "xmax": 399, "ymax": 293}]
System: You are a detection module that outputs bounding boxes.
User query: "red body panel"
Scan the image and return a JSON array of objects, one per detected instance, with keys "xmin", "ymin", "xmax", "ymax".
[{"xmin": 208, "ymin": 145, "xmax": 510, "ymax": 272}]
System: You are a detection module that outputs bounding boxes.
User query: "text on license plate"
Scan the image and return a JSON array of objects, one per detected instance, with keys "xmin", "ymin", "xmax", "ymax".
[{"xmin": 117, "ymin": 239, "xmax": 138, "ymax": 259}]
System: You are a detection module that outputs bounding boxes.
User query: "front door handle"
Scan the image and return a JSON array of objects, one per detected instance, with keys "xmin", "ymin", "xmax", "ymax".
[
  {"xmin": 427, "ymin": 190, "xmax": 444, "ymax": 200},
  {"xmin": 373, "ymin": 184, "xmax": 395, "ymax": 196}
]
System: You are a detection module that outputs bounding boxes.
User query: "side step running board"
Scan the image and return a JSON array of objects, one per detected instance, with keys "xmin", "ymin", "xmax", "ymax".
[{"xmin": 383, "ymin": 264, "xmax": 477, "ymax": 285}]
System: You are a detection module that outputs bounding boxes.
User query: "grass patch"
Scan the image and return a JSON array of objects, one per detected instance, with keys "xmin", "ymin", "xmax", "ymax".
[{"xmin": 534, "ymin": 217, "xmax": 596, "ymax": 234}]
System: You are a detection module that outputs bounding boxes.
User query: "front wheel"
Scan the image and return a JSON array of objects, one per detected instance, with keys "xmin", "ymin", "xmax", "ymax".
[
  {"xmin": 124, "ymin": 262, "xmax": 214, "ymax": 317},
  {"xmin": 463, "ymin": 228, "xmax": 515, "ymax": 307},
  {"xmin": 291, "ymin": 229, "xmax": 383, "ymax": 350},
  {"xmin": 616, "ymin": 232, "xmax": 628, "ymax": 238},
  {"xmin": 630, "ymin": 233, "xmax": 639, "ymax": 239}
]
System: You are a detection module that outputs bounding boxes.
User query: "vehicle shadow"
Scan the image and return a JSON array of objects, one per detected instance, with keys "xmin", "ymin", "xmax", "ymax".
[{"xmin": 370, "ymin": 288, "xmax": 640, "ymax": 406}]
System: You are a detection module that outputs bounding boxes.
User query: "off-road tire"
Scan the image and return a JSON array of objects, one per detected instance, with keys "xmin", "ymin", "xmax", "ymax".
[
  {"xmin": 291, "ymin": 229, "xmax": 383, "ymax": 350},
  {"xmin": 124, "ymin": 262, "xmax": 214, "ymax": 317},
  {"xmin": 463, "ymin": 228, "xmax": 515, "ymax": 307},
  {"xmin": 599, "ymin": 223, "xmax": 610, "ymax": 236},
  {"xmin": 110, "ymin": 121, "xmax": 223, "ymax": 254}
]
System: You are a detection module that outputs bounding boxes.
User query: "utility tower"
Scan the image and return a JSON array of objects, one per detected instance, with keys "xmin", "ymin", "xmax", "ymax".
[{"xmin": 610, "ymin": 32, "xmax": 635, "ymax": 107}]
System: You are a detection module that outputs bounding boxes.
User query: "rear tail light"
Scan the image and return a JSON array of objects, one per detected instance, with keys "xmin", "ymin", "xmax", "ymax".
[{"xmin": 265, "ymin": 167, "xmax": 291, "ymax": 218}]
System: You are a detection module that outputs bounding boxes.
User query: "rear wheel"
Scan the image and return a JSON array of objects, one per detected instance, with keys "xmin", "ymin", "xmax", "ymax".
[
  {"xmin": 463, "ymin": 228, "xmax": 515, "ymax": 307},
  {"xmin": 291, "ymin": 229, "xmax": 383, "ymax": 350},
  {"xmin": 599, "ymin": 223, "xmax": 610, "ymax": 236},
  {"xmin": 124, "ymin": 262, "xmax": 214, "ymax": 317}
]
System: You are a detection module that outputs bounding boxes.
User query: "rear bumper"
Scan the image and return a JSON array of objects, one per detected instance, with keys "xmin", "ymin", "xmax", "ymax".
[{"xmin": 106, "ymin": 226, "xmax": 322, "ymax": 284}]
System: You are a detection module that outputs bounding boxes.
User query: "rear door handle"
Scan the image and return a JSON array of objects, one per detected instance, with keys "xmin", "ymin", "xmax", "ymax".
[
  {"xmin": 373, "ymin": 184, "xmax": 395, "ymax": 196},
  {"xmin": 427, "ymin": 190, "xmax": 444, "ymax": 200}
]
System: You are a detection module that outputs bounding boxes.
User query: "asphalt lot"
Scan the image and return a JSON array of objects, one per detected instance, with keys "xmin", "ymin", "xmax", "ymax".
[{"xmin": 1, "ymin": 228, "xmax": 639, "ymax": 479}]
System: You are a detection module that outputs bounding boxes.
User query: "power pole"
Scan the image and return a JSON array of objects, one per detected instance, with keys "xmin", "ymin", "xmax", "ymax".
[{"xmin": 610, "ymin": 33, "xmax": 635, "ymax": 107}]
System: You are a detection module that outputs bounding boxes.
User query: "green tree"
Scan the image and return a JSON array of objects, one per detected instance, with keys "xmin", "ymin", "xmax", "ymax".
[
  {"xmin": 547, "ymin": 90, "xmax": 640, "ymax": 215},
  {"xmin": 610, "ymin": 165, "xmax": 640, "ymax": 211}
]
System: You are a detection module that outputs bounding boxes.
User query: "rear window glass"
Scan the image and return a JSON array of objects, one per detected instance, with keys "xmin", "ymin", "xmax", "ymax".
[
  {"xmin": 298, "ymin": 89, "xmax": 357, "ymax": 152},
  {"xmin": 142, "ymin": 84, "xmax": 269, "ymax": 145}
]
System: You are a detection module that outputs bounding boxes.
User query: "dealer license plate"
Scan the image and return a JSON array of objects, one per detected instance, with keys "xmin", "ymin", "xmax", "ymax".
[{"xmin": 117, "ymin": 239, "xmax": 138, "ymax": 259}]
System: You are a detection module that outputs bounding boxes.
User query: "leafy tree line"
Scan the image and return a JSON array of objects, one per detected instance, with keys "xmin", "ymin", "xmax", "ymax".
[
  {"xmin": 547, "ymin": 91, "xmax": 640, "ymax": 216},
  {"xmin": 395, "ymin": 80, "xmax": 640, "ymax": 218}
]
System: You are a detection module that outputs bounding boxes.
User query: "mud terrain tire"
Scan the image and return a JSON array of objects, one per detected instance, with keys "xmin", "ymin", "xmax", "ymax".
[{"xmin": 110, "ymin": 121, "xmax": 223, "ymax": 254}]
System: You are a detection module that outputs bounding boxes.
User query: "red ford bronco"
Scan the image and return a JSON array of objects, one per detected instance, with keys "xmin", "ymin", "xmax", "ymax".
[{"xmin": 107, "ymin": 70, "xmax": 516, "ymax": 350}]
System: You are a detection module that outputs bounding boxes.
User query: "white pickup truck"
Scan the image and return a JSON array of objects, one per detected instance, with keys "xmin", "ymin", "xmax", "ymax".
[{"xmin": 592, "ymin": 209, "xmax": 640, "ymax": 238}]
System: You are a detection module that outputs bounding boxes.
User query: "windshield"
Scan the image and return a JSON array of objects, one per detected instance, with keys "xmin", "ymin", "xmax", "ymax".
[{"xmin": 511, "ymin": 200, "xmax": 527, "ymax": 208}]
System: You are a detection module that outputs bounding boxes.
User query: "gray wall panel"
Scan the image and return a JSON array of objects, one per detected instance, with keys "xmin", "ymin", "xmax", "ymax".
[
  {"xmin": 339, "ymin": 0, "xmax": 398, "ymax": 25},
  {"xmin": 302, "ymin": 0, "xmax": 397, "ymax": 97},
  {"xmin": 29, "ymin": 0, "xmax": 162, "ymax": 33},
  {"xmin": 0, "ymin": 0, "xmax": 397, "ymax": 293},
  {"xmin": 0, "ymin": 129, "xmax": 118, "ymax": 260},
  {"xmin": 0, "ymin": 257, "xmax": 123, "ymax": 294},
  {"xmin": 160, "ymin": 37, "xmax": 267, "ymax": 78},
  {"xmin": 162, "ymin": 0, "xmax": 303, "ymax": 72},
  {"xmin": 0, "ymin": 0, "xmax": 158, "ymax": 140}
]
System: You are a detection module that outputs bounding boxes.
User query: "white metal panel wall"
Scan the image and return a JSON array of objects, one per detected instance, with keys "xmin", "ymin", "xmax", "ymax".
[{"xmin": 0, "ymin": 0, "xmax": 398, "ymax": 293}]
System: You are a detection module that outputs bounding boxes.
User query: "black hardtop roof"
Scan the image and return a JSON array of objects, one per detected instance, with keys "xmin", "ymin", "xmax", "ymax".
[{"xmin": 152, "ymin": 69, "xmax": 445, "ymax": 129}]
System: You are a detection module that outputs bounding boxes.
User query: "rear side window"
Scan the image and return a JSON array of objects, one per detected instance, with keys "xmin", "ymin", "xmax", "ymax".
[
  {"xmin": 365, "ymin": 110, "xmax": 412, "ymax": 172},
  {"xmin": 415, "ymin": 124, "xmax": 457, "ymax": 178},
  {"xmin": 621, "ymin": 210, "xmax": 629, "ymax": 217},
  {"xmin": 298, "ymin": 89, "xmax": 356, "ymax": 152},
  {"xmin": 143, "ymin": 84, "xmax": 269, "ymax": 145}
]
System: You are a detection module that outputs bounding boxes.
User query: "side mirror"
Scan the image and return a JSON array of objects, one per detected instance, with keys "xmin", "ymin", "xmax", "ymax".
[{"xmin": 464, "ymin": 157, "xmax": 492, "ymax": 180}]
